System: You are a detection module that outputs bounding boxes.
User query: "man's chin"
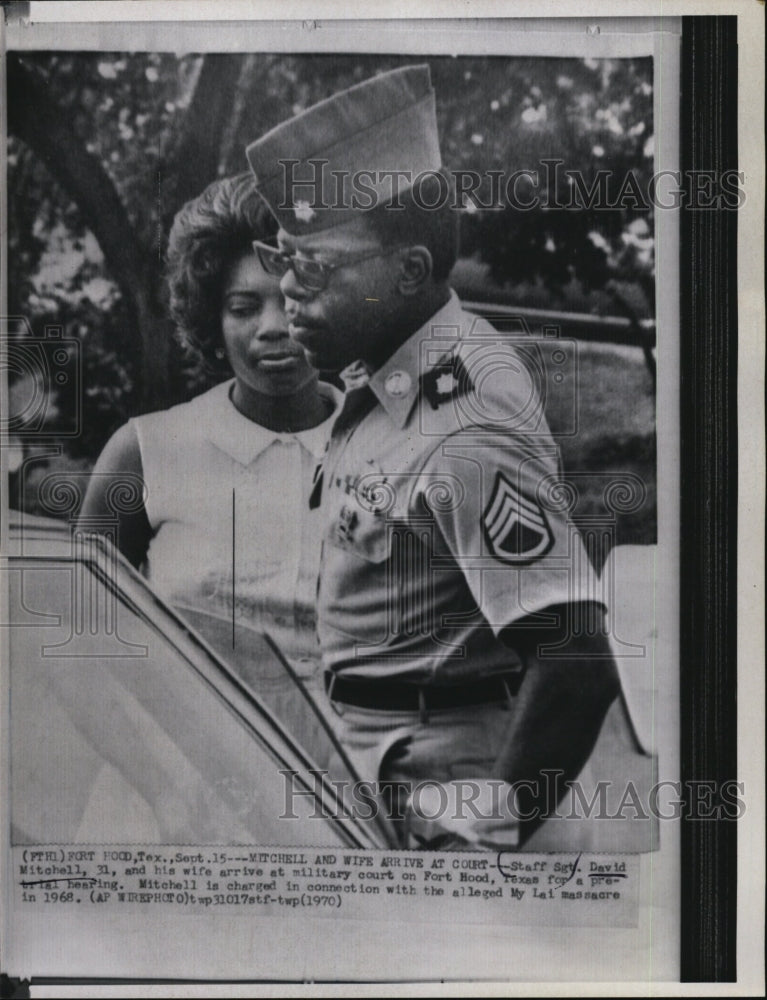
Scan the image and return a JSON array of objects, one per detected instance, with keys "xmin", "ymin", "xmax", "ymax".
[{"xmin": 305, "ymin": 352, "xmax": 343, "ymax": 375}]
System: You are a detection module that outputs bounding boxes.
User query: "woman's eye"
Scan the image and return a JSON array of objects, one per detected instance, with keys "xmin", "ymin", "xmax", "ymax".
[{"xmin": 227, "ymin": 300, "xmax": 261, "ymax": 317}]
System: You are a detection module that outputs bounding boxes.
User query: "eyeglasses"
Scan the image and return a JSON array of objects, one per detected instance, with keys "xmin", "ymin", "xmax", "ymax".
[{"xmin": 253, "ymin": 240, "xmax": 407, "ymax": 293}]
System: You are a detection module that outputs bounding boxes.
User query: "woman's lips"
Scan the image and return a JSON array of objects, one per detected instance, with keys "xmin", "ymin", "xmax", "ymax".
[{"xmin": 256, "ymin": 352, "xmax": 302, "ymax": 372}]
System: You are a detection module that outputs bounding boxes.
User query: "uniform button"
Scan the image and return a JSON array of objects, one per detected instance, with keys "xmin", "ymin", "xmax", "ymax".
[{"xmin": 384, "ymin": 370, "xmax": 412, "ymax": 397}]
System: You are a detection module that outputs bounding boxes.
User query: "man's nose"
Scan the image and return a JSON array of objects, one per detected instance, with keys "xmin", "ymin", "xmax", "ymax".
[{"xmin": 280, "ymin": 265, "xmax": 310, "ymax": 303}]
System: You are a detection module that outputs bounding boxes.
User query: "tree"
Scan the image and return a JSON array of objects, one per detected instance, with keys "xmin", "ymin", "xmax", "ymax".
[
  {"xmin": 7, "ymin": 51, "xmax": 655, "ymax": 449},
  {"xmin": 7, "ymin": 52, "xmax": 248, "ymax": 410}
]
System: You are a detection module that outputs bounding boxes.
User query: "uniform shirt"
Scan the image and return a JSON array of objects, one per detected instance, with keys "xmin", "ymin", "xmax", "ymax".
[
  {"xmin": 132, "ymin": 378, "xmax": 342, "ymax": 670},
  {"xmin": 317, "ymin": 292, "xmax": 603, "ymax": 683}
]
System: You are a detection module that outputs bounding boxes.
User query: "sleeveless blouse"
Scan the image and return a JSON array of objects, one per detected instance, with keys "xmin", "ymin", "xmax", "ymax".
[{"xmin": 131, "ymin": 379, "xmax": 341, "ymax": 674}]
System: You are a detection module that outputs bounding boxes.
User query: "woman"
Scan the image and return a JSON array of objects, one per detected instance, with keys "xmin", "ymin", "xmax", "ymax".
[{"xmin": 79, "ymin": 173, "xmax": 342, "ymax": 753}]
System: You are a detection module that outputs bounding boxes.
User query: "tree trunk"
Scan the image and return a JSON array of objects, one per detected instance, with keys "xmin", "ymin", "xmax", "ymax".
[
  {"xmin": 6, "ymin": 55, "xmax": 172, "ymax": 409},
  {"xmin": 159, "ymin": 54, "xmax": 247, "ymax": 232},
  {"xmin": 7, "ymin": 53, "xmax": 245, "ymax": 410}
]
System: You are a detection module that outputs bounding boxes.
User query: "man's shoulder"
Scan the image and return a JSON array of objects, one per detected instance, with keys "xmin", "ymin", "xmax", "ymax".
[
  {"xmin": 414, "ymin": 303, "xmax": 549, "ymax": 438},
  {"xmin": 420, "ymin": 292, "xmax": 498, "ymax": 341}
]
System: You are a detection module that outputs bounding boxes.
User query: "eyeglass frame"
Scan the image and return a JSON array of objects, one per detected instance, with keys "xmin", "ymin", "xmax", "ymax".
[{"xmin": 252, "ymin": 239, "xmax": 409, "ymax": 293}]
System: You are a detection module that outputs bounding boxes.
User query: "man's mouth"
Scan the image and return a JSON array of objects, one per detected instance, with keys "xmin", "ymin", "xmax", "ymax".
[{"xmin": 288, "ymin": 319, "xmax": 319, "ymax": 342}]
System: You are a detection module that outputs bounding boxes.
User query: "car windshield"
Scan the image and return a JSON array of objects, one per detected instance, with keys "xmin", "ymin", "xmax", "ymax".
[{"xmin": 5, "ymin": 517, "xmax": 388, "ymax": 848}]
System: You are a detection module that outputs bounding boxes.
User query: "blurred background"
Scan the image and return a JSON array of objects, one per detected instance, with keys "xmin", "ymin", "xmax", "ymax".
[{"xmin": 5, "ymin": 51, "xmax": 656, "ymax": 544}]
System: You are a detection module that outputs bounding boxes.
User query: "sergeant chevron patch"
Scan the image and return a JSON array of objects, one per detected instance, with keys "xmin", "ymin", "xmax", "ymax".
[{"xmin": 482, "ymin": 471, "xmax": 553, "ymax": 563}]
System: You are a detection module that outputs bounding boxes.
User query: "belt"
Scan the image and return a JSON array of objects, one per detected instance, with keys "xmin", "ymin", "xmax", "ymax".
[{"xmin": 324, "ymin": 671, "xmax": 523, "ymax": 713}]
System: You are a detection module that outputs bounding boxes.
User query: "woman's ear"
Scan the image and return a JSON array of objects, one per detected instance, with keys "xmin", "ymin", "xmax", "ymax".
[{"xmin": 397, "ymin": 246, "xmax": 433, "ymax": 296}]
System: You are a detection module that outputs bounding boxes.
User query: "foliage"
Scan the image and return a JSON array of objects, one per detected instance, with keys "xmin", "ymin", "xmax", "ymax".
[
  {"xmin": 7, "ymin": 51, "xmax": 656, "ymax": 531},
  {"xmin": 452, "ymin": 57, "xmax": 655, "ymax": 308}
]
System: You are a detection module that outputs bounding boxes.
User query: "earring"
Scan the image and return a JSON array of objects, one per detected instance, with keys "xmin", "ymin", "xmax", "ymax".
[{"xmin": 214, "ymin": 347, "xmax": 226, "ymax": 361}]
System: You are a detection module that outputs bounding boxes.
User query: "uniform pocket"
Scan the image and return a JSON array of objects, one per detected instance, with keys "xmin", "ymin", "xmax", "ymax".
[{"xmin": 326, "ymin": 505, "xmax": 392, "ymax": 563}]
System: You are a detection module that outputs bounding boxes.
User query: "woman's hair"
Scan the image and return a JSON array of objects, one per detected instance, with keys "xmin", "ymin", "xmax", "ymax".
[{"xmin": 166, "ymin": 172, "xmax": 277, "ymax": 378}]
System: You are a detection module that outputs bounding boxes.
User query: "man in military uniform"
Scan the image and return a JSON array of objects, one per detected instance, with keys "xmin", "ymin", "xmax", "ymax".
[{"xmin": 247, "ymin": 65, "xmax": 620, "ymax": 849}]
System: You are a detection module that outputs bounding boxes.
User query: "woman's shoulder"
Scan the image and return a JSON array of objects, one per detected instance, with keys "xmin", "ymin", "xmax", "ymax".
[
  {"xmin": 91, "ymin": 419, "xmax": 143, "ymax": 477},
  {"xmin": 130, "ymin": 381, "xmax": 234, "ymax": 461},
  {"xmin": 131, "ymin": 381, "xmax": 232, "ymax": 431}
]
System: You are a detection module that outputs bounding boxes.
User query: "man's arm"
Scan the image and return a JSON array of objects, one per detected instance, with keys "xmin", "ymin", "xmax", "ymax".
[
  {"xmin": 496, "ymin": 604, "xmax": 620, "ymax": 841},
  {"xmin": 76, "ymin": 421, "xmax": 153, "ymax": 569}
]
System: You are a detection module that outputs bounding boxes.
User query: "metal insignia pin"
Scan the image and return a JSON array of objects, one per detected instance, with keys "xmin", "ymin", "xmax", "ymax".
[
  {"xmin": 293, "ymin": 200, "xmax": 316, "ymax": 223},
  {"xmin": 384, "ymin": 371, "xmax": 412, "ymax": 397},
  {"xmin": 436, "ymin": 372, "xmax": 459, "ymax": 395}
]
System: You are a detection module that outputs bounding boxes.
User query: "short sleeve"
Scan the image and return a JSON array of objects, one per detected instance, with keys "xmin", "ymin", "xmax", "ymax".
[{"xmin": 415, "ymin": 429, "xmax": 605, "ymax": 635}]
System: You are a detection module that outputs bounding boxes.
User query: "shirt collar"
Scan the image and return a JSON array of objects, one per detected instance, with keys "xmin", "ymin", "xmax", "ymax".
[
  {"xmin": 205, "ymin": 380, "xmax": 343, "ymax": 465},
  {"xmin": 366, "ymin": 290, "xmax": 466, "ymax": 429}
]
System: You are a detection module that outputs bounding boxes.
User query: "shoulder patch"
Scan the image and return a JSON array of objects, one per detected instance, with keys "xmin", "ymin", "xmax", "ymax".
[
  {"xmin": 420, "ymin": 353, "xmax": 473, "ymax": 410},
  {"xmin": 482, "ymin": 471, "xmax": 553, "ymax": 564}
]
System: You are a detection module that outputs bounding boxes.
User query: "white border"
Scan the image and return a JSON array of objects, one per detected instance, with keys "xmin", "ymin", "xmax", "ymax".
[{"xmin": 1, "ymin": 3, "xmax": 764, "ymax": 995}]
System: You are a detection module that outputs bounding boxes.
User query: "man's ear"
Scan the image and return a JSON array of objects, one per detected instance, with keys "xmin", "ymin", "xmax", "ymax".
[{"xmin": 397, "ymin": 246, "xmax": 433, "ymax": 296}]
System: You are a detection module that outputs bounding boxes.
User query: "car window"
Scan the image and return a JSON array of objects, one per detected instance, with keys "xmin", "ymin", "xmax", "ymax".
[
  {"xmin": 5, "ymin": 528, "xmax": 385, "ymax": 849},
  {"xmin": 171, "ymin": 604, "xmax": 343, "ymax": 776}
]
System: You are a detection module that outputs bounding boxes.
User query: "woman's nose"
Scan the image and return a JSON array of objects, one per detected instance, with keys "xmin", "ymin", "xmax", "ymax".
[{"xmin": 255, "ymin": 296, "xmax": 289, "ymax": 338}]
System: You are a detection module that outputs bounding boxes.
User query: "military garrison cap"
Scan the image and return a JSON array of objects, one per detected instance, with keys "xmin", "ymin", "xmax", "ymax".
[{"xmin": 246, "ymin": 65, "xmax": 442, "ymax": 234}]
